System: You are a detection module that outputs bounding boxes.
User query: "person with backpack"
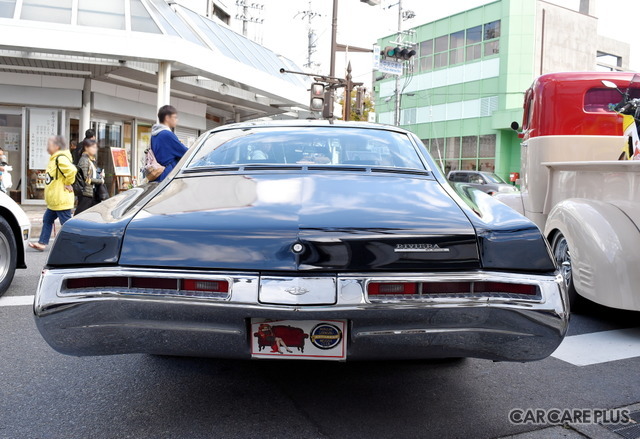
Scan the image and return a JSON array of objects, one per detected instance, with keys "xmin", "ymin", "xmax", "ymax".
[
  {"xmin": 75, "ymin": 128, "xmax": 95, "ymax": 165},
  {"xmin": 75, "ymin": 139, "xmax": 104, "ymax": 215},
  {"xmin": 150, "ymin": 105, "xmax": 188, "ymax": 182},
  {"xmin": 29, "ymin": 135, "xmax": 77, "ymax": 252}
]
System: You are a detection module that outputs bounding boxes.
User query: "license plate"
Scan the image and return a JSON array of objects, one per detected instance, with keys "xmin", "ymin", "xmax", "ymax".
[{"xmin": 250, "ymin": 319, "xmax": 347, "ymax": 360}]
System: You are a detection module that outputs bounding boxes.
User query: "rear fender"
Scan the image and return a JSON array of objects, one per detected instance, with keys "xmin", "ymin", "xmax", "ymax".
[{"xmin": 545, "ymin": 199, "xmax": 640, "ymax": 311}]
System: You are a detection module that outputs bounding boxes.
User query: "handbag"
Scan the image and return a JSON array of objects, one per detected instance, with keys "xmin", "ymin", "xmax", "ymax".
[
  {"xmin": 93, "ymin": 183, "xmax": 109, "ymax": 202},
  {"xmin": 143, "ymin": 147, "xmax": 165, "ymax": 182}
]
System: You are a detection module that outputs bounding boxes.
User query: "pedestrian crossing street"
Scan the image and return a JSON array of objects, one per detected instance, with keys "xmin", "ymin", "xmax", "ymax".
[{"xmin": 2, "ymin": 294, "xmax": 640, "ymax": 367}]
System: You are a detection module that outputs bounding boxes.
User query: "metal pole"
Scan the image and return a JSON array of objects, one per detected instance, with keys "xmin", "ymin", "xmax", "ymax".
[
  {"xmin": 329, "ymin": 0, "xmax": 338, "ymax": 77},
  {"xmin": 327, "ymin": 0, "xmax": 338, "ymax": 119},
  {"xmin": 394, "ymin": 0, "xmax": 402, "ymax": 126},
  {"xmin": 242, "ymin": 4, "xmax": 248, "ymax": 36},
  {"xmin": 344, "ymin": 61, "xmax": 353, "ymax": 121}
]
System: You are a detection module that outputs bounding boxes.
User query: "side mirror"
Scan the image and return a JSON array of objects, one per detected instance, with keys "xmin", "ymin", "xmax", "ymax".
[
  {"xmin": 510, "ymin": 121, "xmax": 520, "ymax": 131},
  {"xmin": 602, "ymin": 80, "xmax": 624, "ymax": 95}
]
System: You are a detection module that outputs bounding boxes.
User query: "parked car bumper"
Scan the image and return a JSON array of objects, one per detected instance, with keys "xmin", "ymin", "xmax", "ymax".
[{"xmin": 34, "ymin": 267, "xmax": 568, "ymax": 362}]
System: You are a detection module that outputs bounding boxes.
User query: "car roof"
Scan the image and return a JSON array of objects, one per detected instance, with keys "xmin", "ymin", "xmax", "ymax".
[{"xmin": 208, "ymin": 119, "xmax": 412, "ymax": 136}]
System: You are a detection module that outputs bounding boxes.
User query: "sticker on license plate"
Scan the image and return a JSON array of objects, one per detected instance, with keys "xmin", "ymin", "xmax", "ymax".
[{"xmin": 250, "ymin": 319, "xmax": 347, "ymax": 360}]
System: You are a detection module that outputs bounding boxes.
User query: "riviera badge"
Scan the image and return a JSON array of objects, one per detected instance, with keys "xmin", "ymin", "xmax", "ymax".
[{"xmin": 394, "ymin": 243, "xmax": 450, "ymax": 253}]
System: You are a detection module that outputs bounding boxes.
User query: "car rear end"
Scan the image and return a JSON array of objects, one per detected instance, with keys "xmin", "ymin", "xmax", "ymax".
[
  {"xmin": 33, "ymin": 123, "xmax": 568, "ymax": 362},
  {"xmin": 35, "ymin": 267, "xmax": 566, "ymax": 361}
]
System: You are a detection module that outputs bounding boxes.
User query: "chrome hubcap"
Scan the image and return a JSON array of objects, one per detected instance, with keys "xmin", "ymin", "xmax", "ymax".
[
  {"xmin": 0, "ymin": 233, "xmax": 10, "ymax": 283},
  {"xmin": 554, "ymin": 236, "xmax": 572, "ymax": 288}
]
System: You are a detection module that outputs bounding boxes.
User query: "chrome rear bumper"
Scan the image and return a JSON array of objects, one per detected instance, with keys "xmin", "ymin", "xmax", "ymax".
[{"xmin": 34, "ymin": 268, "xmax": 568, "ymax": 361}]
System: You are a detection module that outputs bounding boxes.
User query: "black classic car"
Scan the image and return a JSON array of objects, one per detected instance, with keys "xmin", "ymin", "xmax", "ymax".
[{"xmin": 34, "ymin": 121, "xmax": 568, "ymax": 361}]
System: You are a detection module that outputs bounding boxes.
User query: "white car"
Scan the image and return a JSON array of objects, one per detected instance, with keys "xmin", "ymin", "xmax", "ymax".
[{"xmin": 0, "ymin": 192, "xmax": 30, "ymax": 296}]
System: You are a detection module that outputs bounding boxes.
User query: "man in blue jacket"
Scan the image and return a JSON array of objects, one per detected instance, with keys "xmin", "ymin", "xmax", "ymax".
[{"xmin": 151, "ymin": 105, "xmax": 189, "ymax": 182}]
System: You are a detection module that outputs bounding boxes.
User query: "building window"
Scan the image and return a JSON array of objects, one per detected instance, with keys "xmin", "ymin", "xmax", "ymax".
[
  {"xmin": 462, "ymin": 136, "xmax": 478, "ymax": 158},
  {"xmin": 434, "ymin": 52, "xmax": 448, "ymax": 69},
  {"xmin": 450, "ymin": 31, "xmax": 465, "ymax": 49},
  {"xmin": 21, "ymin": 0, "xmax": 72, "ymax": 24},
  {"xmin": 450, "ymin": 48, "xmax": 464, "ymax": 65},
  {"xmin": 402, "ymin": 108, "xmax": 417, "ymax": 125},
  {"xmin": 484, "ymin": 40, "xmax": 500, "ymax": 56},
  {"xmin": 211, "ymin": 4, "xmax": 230, "ymax": 24},
  {"xmin": 420, "ymin": 56, "xmax": 433, "ymax": 72},
  {"xmin": 0, "ymin": 0, "xmax": 16, "ymax": 18},
  {"xmin": 466, "ymin": 25, "xmax": 482, "ymax": 45},
  {"xmin": 420, "ymin": 39, "xmax": 433, "ymax": 57},
  {"xmin": 484, "ymin": 20, "xmax": 501, "ymax": 40},
  {"xmin": 77, "ymin": 0, "xmax": 125, "ymax": 30},
  {"xmin": 446, "ymin": 137, "xmax": 460, "ymax": 160},
  {"xmin": 596, "ymin": 51, "xmax": 623, "ymax": 71},
  {"xmin": 425, "ymin": 135, "xmax": 496, "ymax": 174},
  {"xmin": 466, "ymin": 44, "xmax": 481, "ymax": 61},
  {"xmin": 479, "ymin": 135, "xmax": 496, "ymax": 157},
  {"xmin": 435, "ymin": 35, "xmax": 448, "ymax": 53},
  {"xmin": 414, "ymin": 19, "xmax": 501, "ymax": 73}
]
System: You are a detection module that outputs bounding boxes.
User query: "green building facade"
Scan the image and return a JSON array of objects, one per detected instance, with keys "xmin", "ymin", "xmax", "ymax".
[{"xmin": 374, "ymin": 0, "xmax": 537, "ymax": 180}]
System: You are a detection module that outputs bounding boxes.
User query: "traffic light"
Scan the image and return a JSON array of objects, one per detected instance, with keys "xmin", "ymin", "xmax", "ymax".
[
  {"xmin": 322, "ymin": 90, "xmax": 333, "ymax": 119},
  {"xmin": 399, "ymin": 48, "xmax": 417, "ymax": 60},
  {"xmin": 355, "ymin": 88, "xmax": 365, "ymax": 116},
  {"xmin": 381, "ymin": 46, "xmax": 416, "ymax": 61},
  {"xmin": 383, "ymin": 46, "xmax": 401, "ymax": 58},
  {"xmin": 310, "ymin": 83, "xmax": 325, "ymax": 112}
]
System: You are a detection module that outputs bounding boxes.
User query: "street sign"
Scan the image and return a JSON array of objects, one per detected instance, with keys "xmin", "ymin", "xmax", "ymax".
[
  {"xmin": 372, "ymin": 44, "xmax": 380, "ymax": 69},
  {"xmin": 378, "ymin": 59, "xmax": 403, "ymax": 76}
]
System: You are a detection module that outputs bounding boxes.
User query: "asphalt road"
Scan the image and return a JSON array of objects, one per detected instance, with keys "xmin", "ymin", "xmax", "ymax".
[{"xmin": 1, "ymin": 249, "xmax": 639, "ymax": 439}]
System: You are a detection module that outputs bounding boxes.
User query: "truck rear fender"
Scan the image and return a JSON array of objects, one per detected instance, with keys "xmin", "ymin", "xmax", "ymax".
[{"xmin": 545, "ymin": 199, "xmax": 640, "ymax": 311}]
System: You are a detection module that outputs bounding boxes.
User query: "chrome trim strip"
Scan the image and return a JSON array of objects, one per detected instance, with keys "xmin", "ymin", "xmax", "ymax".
[{"xmin": 355, "ymin": 327, "xmax": 534, "ymax": 337}]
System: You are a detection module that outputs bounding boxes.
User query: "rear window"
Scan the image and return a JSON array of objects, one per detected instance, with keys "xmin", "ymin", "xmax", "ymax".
[
  {"xmin": 449, "ymin": 172, "xmax": 468, "ymax": 182},
  {"xmin": 187, "ymin": 127, "xmax": 427, "ymax": 170},
  {"xmin": 584, "ymin": 88, "xmax": 623, "ymax": 113}
]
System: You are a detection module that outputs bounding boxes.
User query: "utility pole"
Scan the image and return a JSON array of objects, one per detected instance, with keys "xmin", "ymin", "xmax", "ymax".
[
  {"xmin": 295, "ymin": 1, "xmax": 322, "ymax": 71},
  {"xmin": 235, "ymin": 0, "xmax": 264, "ymax": 38},
  {"xmin": 329, "ymin": 0, "xmax": 338, "ymax": 78},
  {"xmin": 381, "ymin": 0, "xmax": 415, "ymax": 126},
  {"xmin": 394, "ymin": 0, "xmax": 402, "ymax": 126}
]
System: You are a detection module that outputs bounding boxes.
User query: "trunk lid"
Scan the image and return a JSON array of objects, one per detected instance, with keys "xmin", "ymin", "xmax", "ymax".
[{"xmin": 119, "ymin": 172, "xmax": 480, "ymax": 271}]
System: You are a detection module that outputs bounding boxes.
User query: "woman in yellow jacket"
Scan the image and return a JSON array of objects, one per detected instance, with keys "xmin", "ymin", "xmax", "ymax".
[{"xmin": 29, "ymin": 136, "xmax": 77, "ymax": 251}]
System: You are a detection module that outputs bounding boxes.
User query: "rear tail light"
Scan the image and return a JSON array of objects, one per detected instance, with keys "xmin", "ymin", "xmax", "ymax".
[
  {"xmin": 367, "ymin": 282, "xmax": 416, "ymax": 295},
  {"xmin": 66, "ymin": 277, "xmax": 128, "ymax": 289},
  {"xmin": 65, "ymin": 276, "xmax": 229, "ymax": 297},
  {"xmin": 367, "ymin": 281, "xmax": 538, "ymax": 297},
  {"xmin": 181, "ymin": 279, "xmax": 229, "ymax": 293},
  {"xmin": 473, "ymin": 281, "xmax": 537, "ymax": 296},
  {"xmin": 131, "ymin": 278, "xmax": 178, "ymax": 290}
]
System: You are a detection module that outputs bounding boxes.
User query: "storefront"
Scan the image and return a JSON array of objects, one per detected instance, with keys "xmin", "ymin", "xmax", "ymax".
[{"xmin": 0, "ymin": 0, "xmax": 309, "ymax": 204}]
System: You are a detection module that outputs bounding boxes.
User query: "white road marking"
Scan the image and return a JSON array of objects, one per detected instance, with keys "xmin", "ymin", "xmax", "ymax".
[
  {"xmin": 551, "ymin": 327, "xmax": 640, "ymax": 366},
  {"xmin": 0, "ymin": 295, "xmax": 34, "ymax": 307}
]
